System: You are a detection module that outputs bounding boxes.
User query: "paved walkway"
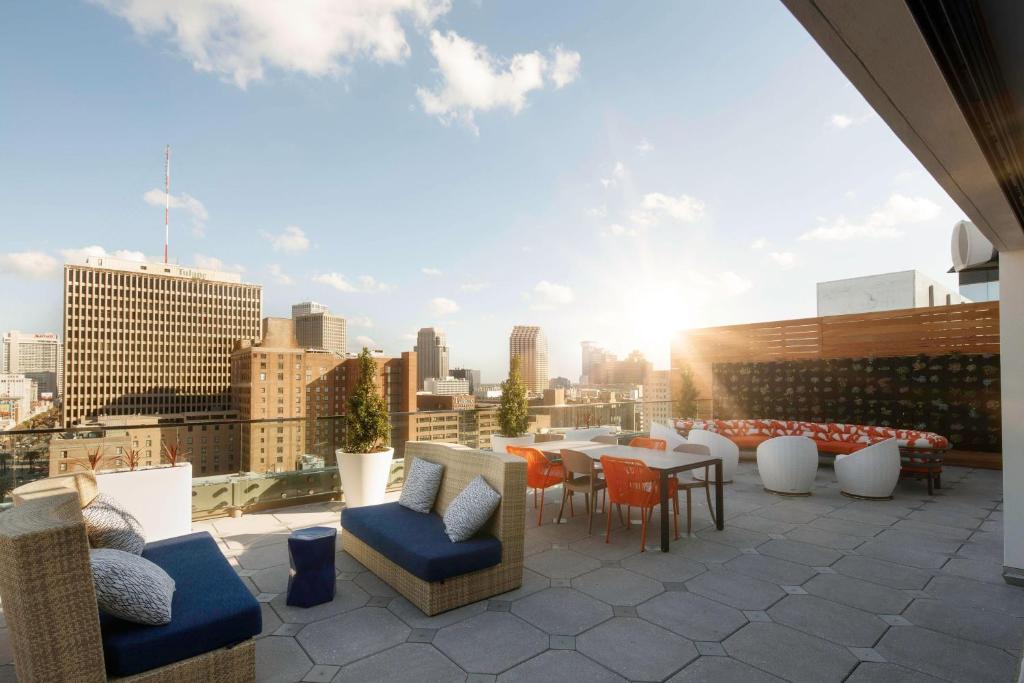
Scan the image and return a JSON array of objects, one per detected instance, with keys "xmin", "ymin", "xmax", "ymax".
[{"xmin": 1, "ymin": 463, "xmax": 1017, "ymax": 682}]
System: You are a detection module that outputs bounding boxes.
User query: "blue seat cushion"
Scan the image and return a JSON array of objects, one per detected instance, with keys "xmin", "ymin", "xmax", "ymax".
[
  {"xmin": 99, "ymin": 531, "xmax": 262, "ymax": 677},
  {"xmin": 342, "ymin": 502, "xmax": 501, "ymax": 582}
]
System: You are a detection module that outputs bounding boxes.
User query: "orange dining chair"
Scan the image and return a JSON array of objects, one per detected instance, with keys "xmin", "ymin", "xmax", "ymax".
[
  {"xmin": 600, "ymin": 455, "xmax": 679, "ymax": 551},
  {"xmin": 629, "ymin": 436, "xmax": 667, "ymax": 450},
  {"xmin": 506, "ymin": 445, "xmax": 566, "ymax": 526}
]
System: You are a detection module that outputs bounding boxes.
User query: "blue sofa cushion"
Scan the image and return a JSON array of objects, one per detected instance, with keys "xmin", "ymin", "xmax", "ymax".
[
  {"xmin": 99, "ymin": 531, "xmax": 262, "ymax": 677},
  {"xmin": 342, "ymin": 502, "xmax": 501, "ymax": 582}
]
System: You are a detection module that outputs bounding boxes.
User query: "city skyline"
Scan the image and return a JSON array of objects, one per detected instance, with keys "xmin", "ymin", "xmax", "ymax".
[{"xmin": 0, "ymin": 1, "xmax": 968, "ymax": 381}]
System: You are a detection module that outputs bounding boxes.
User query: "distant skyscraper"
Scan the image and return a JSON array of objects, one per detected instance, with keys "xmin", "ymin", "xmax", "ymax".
[
  {"xmin": 414, "ymin": 327, "xmax": 449, "ymax": 390},
  {"xmin": 510, "ymin": 326, "xmax": 549, "ymax": 393},
  {"xmin": 580, "ymin": 340, "xmax": 618, "ymax": 385},
  {"xmin": 62, "ymin": 256, "xmax": 262, "ymax": 426},
  {"xmin": 450, "ymin": 367, "xmax": 481, "ymax": 395},
  {"xmin": 423, "ymin": 377, "xmax": 470, "ymax": 396},
  {"xmin": 292, "ymin": 301, "xmax": 347, "ymax": 356},
  {"xmin": 2, "ymin": 331, "xmax": 62, "ymax": 397}
]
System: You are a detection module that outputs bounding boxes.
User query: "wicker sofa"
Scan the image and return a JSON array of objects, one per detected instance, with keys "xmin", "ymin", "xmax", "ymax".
[
  {"xmin": 341, "ymin": 442, "xmax": 526, "ymax": 616},
  {"xmin": 0, "ymin": 473, "xmax": 259, "ymax": 682}
]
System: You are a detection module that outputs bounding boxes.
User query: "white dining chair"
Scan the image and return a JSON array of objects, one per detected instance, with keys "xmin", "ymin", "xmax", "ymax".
[
  {"xmin": 686, "ymin": 429, "xmax": 738, "ymax": 483},
  {"xmin": 650, "ymin": 421, "xmax": 688, "ymax": 451},
  {"xmin": 834, "ymin": 438, "xmax": 901, "ymax": 500},
  {"xmin": 756, "ymin": 436, "xmax": 818, "ymax": 495}
]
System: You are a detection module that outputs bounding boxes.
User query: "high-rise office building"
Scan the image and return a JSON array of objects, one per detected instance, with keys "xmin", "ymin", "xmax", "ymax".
[
  {"xmin": 414, "ymin": 327, "xmax": 449, "ymax": 390},
  {"xmin": 62, "ymin": 256, "xmax": 262, "ymax": 426},
  {"xmin": 2, "ymin": 331, "xmax": 62, "ymax": 397},
  {"xmin": 0, "ymin": 373, "xmax": 38, "ymax": 425},
  {"xmin": 231, "ymin": 318, "xmax": 417, "ymax": 472},
  {"xmin": 449, "ymin": 367, "xmax": 481, "ymax": 395},
  {"xmin": 510, "ymin": 325, "xmax": 549, "ymax": 393},
  {"xmin": 642, "ymin": 369, "xmax": 672, "ymax": 431},
  {"xmin": 423, "ymin": 377, "xmax": 470, "ymax": 396},
  {"xmin": 292, "ymin": 301, "xmax": 347, "ymax": 356}
]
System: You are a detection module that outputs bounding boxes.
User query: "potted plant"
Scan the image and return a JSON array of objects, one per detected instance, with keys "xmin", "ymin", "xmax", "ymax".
[
  {"xmin": 490, "ymin": 356, "xmax": 535, "ymax": 454},
  {"xmin": 336, "ymin": 348, "xmax": 393, "ymax": 508}
]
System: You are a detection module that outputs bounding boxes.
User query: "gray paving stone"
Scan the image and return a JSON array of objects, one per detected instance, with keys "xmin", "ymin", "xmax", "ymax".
[
  {"xmin": 786, "ymin": 525, "xmax": 864, "ymax": 550},
  {"xmin": 271, "ymin": 622, "xmax": 303, "ymax": 637},
  {"xmin": 620, "ymin": 549, "xmax": 707, "ymax": 583},
  {"xmin": 755, "ymin": 504, "xmax": 820, "ymax": 524},
  {"xmin": 255, "ymin": 636, "xmax": 312, "ymax": 683},
  {"xmin": 353, "ymin": 570, "xmax": 399, "ymax": 597},
  {"xmin": 270, "ymin": 581, "xmax": 368, "ymax": 624},
  {"xmin": 956, "ymin": 531, "xmax": 1003, "ymax": 561},
  {"xmin": 549, "ymin": 634, "xmax": 575, "ymax": 649},
  {"xmin": 810, "ymin": 516, "xmax": 885, "ymax": 538},
  {"xmin": 782, "ymin": 585, "xmax": 807, "ymax": 594},
  {"xmin": 303, "ymin": 665, "xmax": 339, "ymax": 682},
  {"xmin": 695, "ymin": 641, "xmax": 727, "ymax": 656},
  {"xmin": 696, "ymin": 526, "xmax": 769, "ymax": 550},
  {"xmin": 331, "ymin": 643, "xmax": 466, "ymax": 683},
  {"xmin": 297, "ymin": 607, "xmax": 409, "ymax": 666},
  {"xmin": 940, "ymin": 556, "xmax": 1005, "ymax": 584},
  {"xmin": 729, "ymin": 514, "xmax": 797, "ymax": 535},
  {"xmin": 569, "ymin": 533, "xmax": 642, "ymax": 562},
  {"xmin": 826, "ymin": 507, "xmax": 902, "ymax": 527},
  {"xmin": 724, "ymin": 622, "xmax": 858, "ymax": 682},
  {"xmin": 510, "ymin": 587, "xmax": 612, "ymax": 635},
  {"xmin": 433, "ymin": 611, "xmax": 547, "ymax": 674},
  {"xmin": 525, "ymin": 548, "xmax": 601, "ymax": 579},
  {"xmin": 236, "ymin": 541, "xmax": 290, "ymax": 571},
  {"xmin": 259, "ymin": 603, "xmax": 283, "ymax": 637},
  {"xmin": 904, "ymin": 598, "xmax": 1024, "ymax": 651},
  {"xmin": 0, "ymin": 667, "xmax": 14, "ymax": 683},
  {"xmin": 844, "ymin": 662, "xmax": 944, "ymax": 682},
  {"xmin": 852, "ymin": 540, "xmax": 949, "ymax": 570},
  {"xmin": 804, "ymin": 574, "xmax": 911, "ymax": 614},
  {"xmin": 572, "ymin": 567, "xmax": 663, "ymax": 606},
  {"xmin": 250, "ymin": 564, "xmax": 290, "ymax": 594},
  {"xmin": 577, "ymin": 617, "xmax": 698, "ymax": 682},
  {"xmin": 892, "ymin": 518, "xmax": 975, "ymax": 541},
  {"xmin": 876, "ymin": 625, "xmax": 1017, "ymax": 682},
  {"xmin": 743, "ymin": 610, "xmax": 771, "ymax": 622},
  {"xmin": 906, "ymin": 509, "xmax": 983, "ymax": 530},
  {"xmin": 848, "ymin": 647, "xmax": 885, "ymax": 663},
  {"xmin": 879, "ymin": 614, "xmax": 911, "ymax": 626},
  {"xmin": 725, "ymin": 553, "xmax": 817, "ymax": 586},
  {"xmin": 406, "ymin": 628, "xmax": 437, "ymax": 643},
  {"xmin": 873, "ymin": 529, "xmax": 962, "ymax": 555},
  {"xmin": 636, "ymin": 590, "xmax": 747, "ymax": 641},
  {"xmin": 611, "ymin": 605, "xmax": 637, "ymax": 617},
  {"xmin": 388, "ymin": 596, "xmax": 486, "ymax": 629},
  {"xmin": 757, "ymin": 539, "xmax": 842, "ymax": 567},
  {"xmin": 668, "ymin": 656, "xmax": 784, "ymax": 682},
  {"xmin": 926, "ymin": 574, "xmax": 1024, "ymax": 615},
  {"xmin": 661, "ymin": 537, "xmax": 741, "ymax": 563},
  {"xmin": 497, "ymin": 650, "xmax": 625, "ymax": 682},
  {"xmin": 493, "ymin": 568, "xmax": 549, "ymax": 601},
  {"xmin": 767, "ymin": 595, "xmax": 887, "ymax": 647},
  {"xmin": 486, "ymin": 600, "xmax": 510, "ymax": 612},
  {"xmin": 832, "ymin": 555, "xmax": 933, "ymax": 590},
  {"xmin": 686, "ymin": 569, "xmax": 784, "ymax": 610}
]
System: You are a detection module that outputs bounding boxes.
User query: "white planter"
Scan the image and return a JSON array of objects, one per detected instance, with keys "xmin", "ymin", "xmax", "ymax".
[
  {"xmin": 490, "ymin": 433, "xmax": 535, "ymax": 454},
  {"xmin": 95, "ymin": 463, "xmax": 192, "ymax": 542},
  {"xmin": 336, "ymin": 447, "xmax": 394, "ymax": 508}
]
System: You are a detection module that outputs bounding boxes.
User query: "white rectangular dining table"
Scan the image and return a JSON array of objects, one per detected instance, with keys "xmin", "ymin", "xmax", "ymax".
[{"xmin": 533, "ymin": 441, "xmax": 725, "ymax": 552}]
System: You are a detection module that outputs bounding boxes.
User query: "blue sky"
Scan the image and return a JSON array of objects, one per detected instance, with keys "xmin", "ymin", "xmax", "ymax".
[{"xmin": 0, "ymin": 0, "xmax": 967, "ymax": 382}]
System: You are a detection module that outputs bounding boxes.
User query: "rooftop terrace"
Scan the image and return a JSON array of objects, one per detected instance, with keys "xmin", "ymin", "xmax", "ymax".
[{"xmin": 3, "ymin": 462, "xmax": 1008, "ymax": 682}]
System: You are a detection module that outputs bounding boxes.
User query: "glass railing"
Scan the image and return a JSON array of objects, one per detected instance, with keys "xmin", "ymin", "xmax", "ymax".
[{"xmin": 0, "ymin": 399, "xmax": 687, "ymax": 517}]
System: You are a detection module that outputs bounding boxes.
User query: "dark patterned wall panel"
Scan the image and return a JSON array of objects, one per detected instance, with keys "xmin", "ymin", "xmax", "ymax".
[{"xmin": 712, "ymin": 354, "xmax": 1001, "ymax": 452}]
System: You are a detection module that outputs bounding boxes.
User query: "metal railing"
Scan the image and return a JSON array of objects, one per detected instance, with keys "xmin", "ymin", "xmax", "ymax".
[{"xmin": 0, "ymin": 399, "xmax": 681, "ymax": 517}]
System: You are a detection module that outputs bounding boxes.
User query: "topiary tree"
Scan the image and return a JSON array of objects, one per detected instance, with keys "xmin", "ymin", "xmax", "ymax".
[
  {"xmin": 676, "ymin": 364, "xmax": 699, "ymax": 418},
  {"xmin": 499, "ymin": 355, "xmax": 530, "ymax": 437},
  {"xmin": 344, "ymin": 348, "xmax": 391, "ymax": 453}
]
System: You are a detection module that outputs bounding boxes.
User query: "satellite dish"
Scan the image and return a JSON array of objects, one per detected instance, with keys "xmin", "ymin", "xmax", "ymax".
[{"xmin": 951, "ymin": 220, "xmax": 996, "ymax": 271}]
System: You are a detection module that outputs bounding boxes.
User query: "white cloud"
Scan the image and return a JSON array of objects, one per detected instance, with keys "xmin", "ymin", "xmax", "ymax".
[
  {"xmin": 262, "ymin": 226, "xmax": 310, "ymax": 252},
  {"xmin": 0, "ymin": 251, "xmax": 57, "ymax": 279},
  {"xmin": 267, "ymin": 264, "xmax": 293, "ymax": 285},
  {"xmin": 636, "ymin": 139, "xmax": 654, "ymax": 153},
  {"xmin": 354, "ymin": 335, "xmax": 377, "ymax": 348},
  {"xmin": 604, "ymin": 223, "xmax": 638, "ymax": 238},
  {"xmin": 750, "ymin": 238, "xmax": 768, "ymax": 249},
  {"xmin": 421, "ymin": 266, "xmax": 442, "ymax": 276},
  {"xmin": 799, "ymin": 193, "xmax": 941, "ymax": 241},
  {"xmin": 769, "ymin": 251, "xmax": 797, "ymax": 269},
  {"xmin": 718, "ymin": 271, "xmax": 752, "ymax": 296},
  {"xmin": 143, "ymin": 188, "xmax": 208, "ymax": 237},
  {"xmin": 586, "ymin": 206, "xmax": 607, "ymax": 219},
  {"xmin": 61, "ymin": 246, "xmax": 148, "ymax": 262},
  {"xmin": 95, "ymin": 0, "xmax": 453, "ymax": 88},
  {"xmin": 349, "ymin": 315, "xmax": 373, "ymax": 328},
  {"xmin": 416, "ymin": 30, "xmax": 580, "ymax": 132},
  {"xmin": 829, "ymin": 112, "xmax": 874, "ymax": 129},
  {"xmin": 460, "ymin": 281, "xmax": 489, "ymax": 292},
  {"xmin": 631, "ymin": 192, "xmax": 705, "ymax": 226},
  {"xmin": 528, "ymin": 280, "xmax": 574, "ymax": 310},
  {"xmin": 600, "ymin": 161, "xmax": 626, "ymax": 188},
  {"xmin": 312, "ymin": 272, "xmax": 392, "ymax": 293},
  {"xmin": 430, "ymin": 297, "xmax": 459, "ymax": 315},
  {"xmin": 193, "ymin": 253, "xmax": 244, "ymax": 272}
]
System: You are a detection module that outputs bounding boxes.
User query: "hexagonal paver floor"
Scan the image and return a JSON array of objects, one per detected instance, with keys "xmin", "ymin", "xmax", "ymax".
[{"xmin": 154, "ymin": 464, "xmax": 1023, "ymax": 683}]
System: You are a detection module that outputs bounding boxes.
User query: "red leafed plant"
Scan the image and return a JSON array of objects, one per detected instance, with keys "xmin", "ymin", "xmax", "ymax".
[
  {"xmin": 120, "ymin": 447, "xmax": 143, "ymax": 472},
  {"xmin": 76, "ymin": 446, "xmax": 106, "ymax": 472},
  {"xmin": 162, "ymin": 441, "xmax": 190, "ymax": 466}
]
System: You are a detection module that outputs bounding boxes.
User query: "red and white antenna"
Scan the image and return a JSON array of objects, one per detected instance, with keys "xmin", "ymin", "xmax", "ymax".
[{"xmin": 164, "ymin": 144, "xmax": 171, "ymax": 264}]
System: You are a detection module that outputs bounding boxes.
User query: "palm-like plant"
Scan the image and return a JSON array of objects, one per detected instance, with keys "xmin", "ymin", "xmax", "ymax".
[
  {"xmin": 76, "ymin": 446, "xmax": 106, "ymax": 472},
  {"xmin": 120, "ymin": 447, "xmax": 143, "ymax": 471},
  {"xmin": 343, "ymin": 348, "xmax": 391, "ymax": 453},
  {"xmin": 162, "ymin": 440, "xmax": 190, "ymax": 466}
]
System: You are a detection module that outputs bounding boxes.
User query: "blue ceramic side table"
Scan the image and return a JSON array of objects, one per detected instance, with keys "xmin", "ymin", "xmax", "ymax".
[{"xmin": 286, "ymin": 526, "xmax": 337, "ymax": 607}]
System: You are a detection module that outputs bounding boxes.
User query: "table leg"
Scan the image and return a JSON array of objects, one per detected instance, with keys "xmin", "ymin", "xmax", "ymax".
[
  {"xmin": 660, "ymin": 470, "xmax": 670, "ymax": 552},
  {"xmin": 715, "ymin": 461, "xmax": 724, "ymax": 530}
]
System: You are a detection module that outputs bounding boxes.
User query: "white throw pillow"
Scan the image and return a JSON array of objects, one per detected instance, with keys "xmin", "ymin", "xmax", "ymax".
[
  {"xmin": 82, "ymin": 492, "xmax": 146, "ymax": 555},
  {"xmin": 399, "ymin": 458, "xmax": 444, "ymax": 514},
  {"xmin": 443, "ymin": 475, "xmax": 501, "ymax": 542},
  {"xmin": 90, "ymin": 548, "xmax": 175, "ymax": 625}
]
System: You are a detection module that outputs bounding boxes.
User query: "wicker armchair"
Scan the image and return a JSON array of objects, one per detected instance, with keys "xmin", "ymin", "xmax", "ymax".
[
  {"xmin": 0, "ymin": 488, "xmax": 255, "ymax": 682},
  {"xmin": 342, "ymin": 442, "xmax": 526, "ymax": 615}
]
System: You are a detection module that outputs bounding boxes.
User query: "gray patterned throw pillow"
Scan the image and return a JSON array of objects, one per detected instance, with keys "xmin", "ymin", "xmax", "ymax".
[
  {"xmin": 82, "ymin": 492, "xmax": 146, "ymax": 555},
  {"xmin": 399, "ymin": 458, "xmax": 445, "ymax": 514},
  {"xmin": 443, "ymin": 475, "xmax": 501, "ymax": 542},
  {"xmin": 90, "ymin": 548, "xmax": 176, "ymax": 625}
]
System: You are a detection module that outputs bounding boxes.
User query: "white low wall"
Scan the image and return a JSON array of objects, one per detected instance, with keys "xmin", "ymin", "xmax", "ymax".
[{"xmin": 96, "ymin": 463, "xmax": 193, "ymax": 542}]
